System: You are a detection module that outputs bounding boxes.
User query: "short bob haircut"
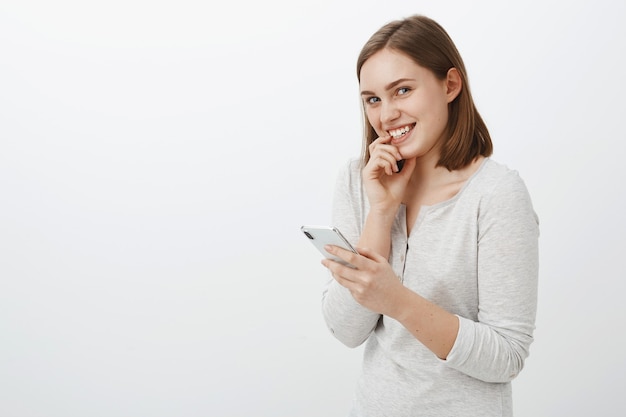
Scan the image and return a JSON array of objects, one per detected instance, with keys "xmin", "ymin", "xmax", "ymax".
[{"xmin": 357, "ymin": 15, "xmax": 492, "ymax": 170}]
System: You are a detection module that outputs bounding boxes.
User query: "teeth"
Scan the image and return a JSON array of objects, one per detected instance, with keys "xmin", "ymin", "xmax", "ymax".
[{"xmin": 389, "ymin": 125, "xmax": 411, "ymax": 139}]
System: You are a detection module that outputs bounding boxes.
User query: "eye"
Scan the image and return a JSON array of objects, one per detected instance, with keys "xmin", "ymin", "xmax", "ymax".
[
  {"xmin": 397, "ymin": 87, "xmax": 411, "ymax": 96},
  {"xmin": 365, "ymin": 96, "xmax": 381, "ymax": 105}
]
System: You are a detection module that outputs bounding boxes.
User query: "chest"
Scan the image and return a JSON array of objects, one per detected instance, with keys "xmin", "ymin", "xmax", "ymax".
[
  {"xmin": 390, "ymin": 204, "xmax": 480, "ymax": 317},
  {"xmin": 404, "ymin": 181, "xmax": 466, "ymax": 235}
]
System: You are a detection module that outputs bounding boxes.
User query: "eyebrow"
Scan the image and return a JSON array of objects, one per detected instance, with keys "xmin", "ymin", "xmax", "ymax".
[{"xmin": 360, "ymin": 78, "xmax": 416, "ymax": 96}]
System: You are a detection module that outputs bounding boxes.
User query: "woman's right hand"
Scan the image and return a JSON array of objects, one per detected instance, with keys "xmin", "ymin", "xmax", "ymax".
[{"xmin": 362, "ymin": 135, "xmax": 415, "ymax": 214}]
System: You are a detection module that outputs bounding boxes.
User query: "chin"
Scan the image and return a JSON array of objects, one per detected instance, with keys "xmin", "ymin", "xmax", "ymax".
[{"xmin": 401, "ymin": 144, "xmax": 438, "ymax": 161}]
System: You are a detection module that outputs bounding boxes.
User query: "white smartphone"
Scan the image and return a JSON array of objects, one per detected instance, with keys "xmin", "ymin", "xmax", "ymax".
[{"xmin": 301, "ymin": 225, "xmax": 358, "ymax": 267}]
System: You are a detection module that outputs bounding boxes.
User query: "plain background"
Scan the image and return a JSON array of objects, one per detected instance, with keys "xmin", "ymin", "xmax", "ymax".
[{"xmin": 1, "ymin": 0, "xmax": 625, "ymax": 416}]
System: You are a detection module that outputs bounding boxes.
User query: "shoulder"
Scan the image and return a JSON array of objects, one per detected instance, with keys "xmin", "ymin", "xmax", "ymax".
[
  {"xmin": 338, "ymin": 157, "xmax": 362, "ymax": 176},
  {"xmin": 474, "ymin": 159, "xmax": 538, "ymax": 224},
  {"xmin": 473, "ymin": 159, "xmax": 532, "ymax": 200},
  {"xmin": 335, "ymin": 157, "xmax": 363, "ymax": 189}
]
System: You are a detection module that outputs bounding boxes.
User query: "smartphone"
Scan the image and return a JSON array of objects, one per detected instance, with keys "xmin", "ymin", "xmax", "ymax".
[{"xmin": 301, "ymin": 225, "xmax": 358, "ymax": 267}]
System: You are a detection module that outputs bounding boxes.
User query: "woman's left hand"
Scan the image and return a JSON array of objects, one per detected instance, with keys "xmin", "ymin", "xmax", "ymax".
[{"xmin": 322, "ymin": 245, "xmax": 405, "ymax": 317}]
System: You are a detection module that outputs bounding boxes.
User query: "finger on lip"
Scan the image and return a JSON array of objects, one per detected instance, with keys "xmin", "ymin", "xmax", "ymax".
[{"xmin": 374, "ymin": 135, "xmax": 393, "ymax": 146}]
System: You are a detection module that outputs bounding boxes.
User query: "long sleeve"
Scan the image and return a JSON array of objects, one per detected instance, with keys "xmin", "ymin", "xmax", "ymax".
[
  {"xmin": 443, "ymin": 170, "xmax": 539, "ymax": 382},
  {"xmin": 327, "ymin": 159, "xmax": 538, "ymax": 416},
  {"xmin": 321, "ymin": 160, "xmax": 381, "ymax": 348}
]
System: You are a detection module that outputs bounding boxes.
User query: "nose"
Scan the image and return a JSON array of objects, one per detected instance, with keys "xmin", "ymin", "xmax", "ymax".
[{"xmin": 380, "ymin": 100, "xmax": 400, "ymax": 125}]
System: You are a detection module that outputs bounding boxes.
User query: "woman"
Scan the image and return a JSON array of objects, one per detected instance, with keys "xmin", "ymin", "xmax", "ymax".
[{"xmin": 321, "ymin": 15, "xmax": 539, "ymax": 417}]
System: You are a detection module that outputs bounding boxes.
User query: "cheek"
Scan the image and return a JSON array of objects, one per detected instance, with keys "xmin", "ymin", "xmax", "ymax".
[
  {"xmin": 365, "ymin": 108, "xmax": 377, "ymax": 125},
  {"xmin": 365, "ymin": 109, "xmax": 384, "ymax": 133},
  {"xmin": 435, "ymin": 104, "xmax": 450, "ymax": 130},
  {"xmin": 429, "ymin": 92, "xmax": 450, "ymax": 122},
  {"xmin": 419, "ymin": 99, "xmax": 448, "ymax": 130}
]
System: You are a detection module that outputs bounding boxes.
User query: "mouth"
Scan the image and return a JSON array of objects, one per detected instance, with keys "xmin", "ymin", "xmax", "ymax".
[{"xmin": 387, "ymin": 123, "xmax": 415, "ymax": 142}]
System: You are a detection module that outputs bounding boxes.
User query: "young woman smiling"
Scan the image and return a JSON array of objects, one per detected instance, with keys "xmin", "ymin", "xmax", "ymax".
[{"xmin": 320, "ymin": 15, "xmax": 539, "ymax": 417}]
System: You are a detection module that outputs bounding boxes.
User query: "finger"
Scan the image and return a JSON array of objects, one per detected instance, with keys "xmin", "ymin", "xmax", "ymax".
[
  {"xmin": 371, "ymin": 134, "xmax": 392, "ymax": 146},
  {"xmin": 321, "ymin": 258, "xmax": 359, "ymax": 285},
  {"xmin": 370, "ymin": 152, "xmax": 400, "ymax": 176},
  {"xmin": 370, "ymin": 151, "xmax": 403, "ymax": 174},
  {"xmin": 377, "ymin": 157, "xmax": 394, "ymax": 176},
  {"xmin": 369, "ymin": 140, "xmax": 403, "ymax": 162},
  {"xmin": 324, "ymin": 245, "xmax": 365, "ymax": 269},
  {"xmin": 396, "ymin": 157, "xmax": 416, "ymax": 178}
]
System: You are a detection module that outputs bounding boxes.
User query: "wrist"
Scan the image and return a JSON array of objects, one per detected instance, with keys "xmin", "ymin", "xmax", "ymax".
[
  {"xmin": 368, "ymin": 194, "xmax": 401, "ymax": 213},
  {"xmin": 367, "ymin": 205, "xmax": 400, "ymax": 223},
  {"xmin": 361, "ymin": 210, "xmax": 396, "ymax": 240}
]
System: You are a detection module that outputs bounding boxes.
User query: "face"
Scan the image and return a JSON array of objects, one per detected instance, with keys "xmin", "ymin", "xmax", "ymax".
[{"xmin": 359, "ymin": 48, "xmax": 459, "ymax": 161}]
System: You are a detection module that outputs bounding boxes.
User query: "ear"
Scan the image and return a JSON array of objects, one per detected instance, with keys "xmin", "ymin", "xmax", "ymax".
[{"xmin": 445, "ymin": 68, "xmax": 462, "ymax": 103}]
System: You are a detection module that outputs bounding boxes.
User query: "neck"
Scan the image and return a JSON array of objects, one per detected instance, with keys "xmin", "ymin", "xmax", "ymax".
[
  {"xmin": 408, "ymin": 152, "xmax": 447, "ymax": 187},
  {"xmin": 403, "ymin": 154, "xmax": 485, "ymax": 207}
]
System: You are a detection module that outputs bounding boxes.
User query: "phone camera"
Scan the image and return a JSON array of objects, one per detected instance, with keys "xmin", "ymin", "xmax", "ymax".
[{"xmin": 304, "ymin": 231, "xmax": 314, "ymax": 240}]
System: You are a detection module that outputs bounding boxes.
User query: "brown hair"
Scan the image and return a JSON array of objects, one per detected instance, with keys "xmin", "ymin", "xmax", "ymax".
[{"xmin": 357, "ymin": 15, "xmax": 492, "ymax": 170}]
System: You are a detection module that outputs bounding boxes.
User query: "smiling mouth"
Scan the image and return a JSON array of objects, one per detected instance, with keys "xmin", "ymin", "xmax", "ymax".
[{"xmin": 388, "ymin": 123, "xmax": 415, "ymax": 140}]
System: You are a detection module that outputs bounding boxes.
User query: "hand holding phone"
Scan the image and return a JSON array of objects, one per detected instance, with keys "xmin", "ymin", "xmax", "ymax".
[{"xmin": 301, "ymin": 225, "xmax": 358, "ymax": 268}]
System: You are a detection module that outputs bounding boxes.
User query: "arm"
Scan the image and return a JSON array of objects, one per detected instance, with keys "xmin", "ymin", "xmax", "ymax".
[
  {"xmin": 323, "ymin": 170, "xmax": 539, "ymax": 373},
  {"xmin": 322, "ymin": 141, "xmax": 460, "ymax": 358},
  {"xmin": 322, "ymin": 137, "xmax": 418, "ymax": 347},
  {"xmin": 323, "ymin": 246, "xmax": 460, "ymax": 359},
  {"xmin": 443, "ymin": 172, "xmax": 539, "ymax": 382},
  {"xmin": 323, "ymin": 140, "xmax": 454, "ymax": 351},
  {"xmin": 321, "ymin": 160, "xmax": 381, "ymax": 348}
]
